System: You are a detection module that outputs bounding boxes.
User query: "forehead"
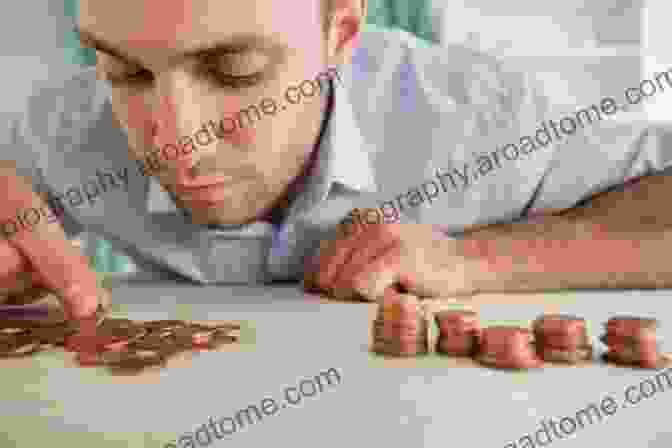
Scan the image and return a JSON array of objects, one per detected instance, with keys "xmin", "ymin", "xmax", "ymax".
[{"xmin": 79, "ymin": 0, "xmax": 322, "ymax": 56}]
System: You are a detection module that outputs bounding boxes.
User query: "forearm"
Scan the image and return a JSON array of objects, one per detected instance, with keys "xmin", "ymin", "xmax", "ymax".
[{"xmin": 459, "ymin": 174, "xmax": 672, "ymax": 293}]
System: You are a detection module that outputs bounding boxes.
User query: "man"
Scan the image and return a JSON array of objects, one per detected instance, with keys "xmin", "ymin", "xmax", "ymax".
[{"xmin": 1, "ymin": 0, "xmax": 671, "ymax": 323}]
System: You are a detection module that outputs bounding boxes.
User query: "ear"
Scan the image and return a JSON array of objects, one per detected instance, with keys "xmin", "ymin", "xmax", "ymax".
[{"xmin": 325, "ymin": 0, "xmax": 367, "ymax": 66}]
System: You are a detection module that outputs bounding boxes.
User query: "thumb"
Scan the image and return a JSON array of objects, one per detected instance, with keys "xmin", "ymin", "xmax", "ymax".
[{"xmin": 0, "ymin": 162, "xmax": 101, "ymax": 319}]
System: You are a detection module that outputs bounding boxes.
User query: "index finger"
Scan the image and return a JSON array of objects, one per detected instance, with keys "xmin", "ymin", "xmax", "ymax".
[{"xmin": 0, "ymin": 162, "xmax": 100, "ymax": 319}]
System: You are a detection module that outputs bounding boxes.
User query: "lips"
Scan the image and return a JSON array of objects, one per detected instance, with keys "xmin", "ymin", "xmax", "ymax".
[
  {"xmin": 173, "ymin": 178, "xmax": 253, "ymax": 206},
  {"xmin": 173, "ymin": 175, "xmax": 238, "ymax": 190},
  {"xmin": 177, "ymin": 184, "xmax": 230, "ymax": 204}
]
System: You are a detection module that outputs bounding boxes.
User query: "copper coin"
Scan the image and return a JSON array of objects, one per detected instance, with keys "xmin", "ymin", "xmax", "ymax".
[
  {"xmin": 29, "ymin": 327, "xmax": 73, "ymax": 345},
  {"xmin": 104, "ymin": 349, "xmax": 166, "ymax": 370},
  {"xmin": 0, "ymin": 327, "xmax": 28, "ymax": 336},
  {"xmin": 0, "ymin": 338, "xmax": 42, "ymax": 357},
  {"xmin": 533, "ymin": 314, "xmax": 586, "ymax": 335},
  {"xmin": 76, "ymin": 351, "xmax": 101, "ymax": 367},
  {"xmin": 371, "ymin": 341, "xmax": 428, "ymax": 357},
  {"xmin": 600, "ymin": 333, "xmax": 659, "ymax": 349},
  {"xmin": 476, "ymin": 351, "xmax": 542, "ymax": 370},
  {"xmin": 65, "ymin": 334, "xmax": 128, "ymax": 352},
  {"xmin": 193, "ymin": 334, "xmax": 238, "ymax": 350},
  {"xmin": 4, "ymin": 287, "xmax": 50, "ymax": 305},
  {"xmin": 128, "ymin": 334, "xmax": 174, "ymax": 351},
  {"xmin": 538, "ymin": 345, "xmax": 593, "ymax": 363},
  {"xmin": 373, "ymin": 321, "xmax": 427, "ymax": 338},
  {"xmin": 372, "ymin": 333, "xmax": 428, "ymax": 347},
  {"xmin": 480, "ymin": 326, "xmax": 533, "ymax": 356},
  {"xmin": 601, "ymin": 350, "xmax": 663, "ymax": 369},
  {"xmin": 141, "ymin": 320, "xmax": 186, "ymax": 331},
  {"xmin": 436, "ymin": 334, "xmax": 479, "ymax": 356},
  {"xmin": 435, "ymin": 310, "xmax": 479, "ymax": 331},
  {"xmin": 605, "ymin": 316, "xmax": 658, "ymax": 337},
  {"xmin": 536, "ymin": 331, "xmax": 589, "ymax": 350},
  {"xmin": 0, "ymin": 319, "xmax": 45, "ymax": 329},
  {"xmin": 372, "ymin": 338, "xmax": 427, "ymax": 352}
]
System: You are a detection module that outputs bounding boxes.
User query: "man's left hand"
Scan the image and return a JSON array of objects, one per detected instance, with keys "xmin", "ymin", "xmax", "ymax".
[{"xmin": 305, "ymin": 221, "xmax": 484, "ymax": 301}]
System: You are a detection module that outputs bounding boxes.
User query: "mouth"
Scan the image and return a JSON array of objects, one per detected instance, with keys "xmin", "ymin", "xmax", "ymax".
[
  {"xmin": 171, "ymin": 179, "xmax": 251, "ymax": 207},
  {"xmin": 173, "ymin": 174, "xmax": 239, "ymax": 190}
]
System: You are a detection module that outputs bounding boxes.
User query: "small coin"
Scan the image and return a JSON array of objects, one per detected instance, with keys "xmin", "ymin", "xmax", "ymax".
[
  {"xmin": 76, "ymin": 351, "xmax": 101, "ymax": 367},
  {"xmin": 213, "ymin": 322, "xmax": 241, "ymax": 331},
  {"xmin": 96, "ymin": 320, "xmax": 147, "ymax": 342},
  {"xmin": 29, "ymin": 327, "xmax": 73, "ymax": 345},
  {"xmin": 128, "ymin": 334, "xmax": 171, "ymax": 351},
  {"xmin": 142, "ymin": 320, "xmax": 186, "ymax": 332},
  {"xmin": 219, "ymin": 328, "xmax": 241, "ymax": 339},
  {"xmin": 371, "ymin": 341, "xmax": 428, "ymax": 357},
  {"xmin": 104, "ymin": 349, "xmax": 166, "ymax": 372},
  {"xmin": 0, "ymin": 327, "xmax": 28, "ymax": 336},
  {"xmin": 539, "ymin": 345, "xmax": 593, "ymax": 364},
  {"xmin": 4, "ymin": 287, "xmax": 51, "ymax": 306},
  {"xmin": 0, "ymin": 338, "xmax": 42, "ymax": 357}
]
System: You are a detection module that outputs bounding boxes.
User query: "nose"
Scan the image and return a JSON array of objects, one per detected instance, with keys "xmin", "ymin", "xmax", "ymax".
[{"xmin": 151, "ymin": 89, "xmax": 198, "ymax": 181}]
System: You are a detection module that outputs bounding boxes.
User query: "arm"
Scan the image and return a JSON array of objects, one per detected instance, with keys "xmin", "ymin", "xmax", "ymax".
[{"xmin": 461, "ymin": 172, "xmax": 672, "ymax": 292}]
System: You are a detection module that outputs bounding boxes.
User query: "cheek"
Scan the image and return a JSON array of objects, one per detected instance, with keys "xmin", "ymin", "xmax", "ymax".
[{"xmin": 220, "ymin": 96, "xmax": 258, "ymax": 147}]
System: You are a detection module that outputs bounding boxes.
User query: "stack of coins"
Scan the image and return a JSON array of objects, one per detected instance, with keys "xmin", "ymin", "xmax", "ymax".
[
  {"xmin": 533, "ymin": 314, "xmax": 593, "ymax": 364},
  {"xmin": 371, "ymin": 293, "xmax": 429, "ymax": 357},
  {"xmin": 601, "ymin": 316, "xmax": 665, "ymax": 369},
  {"xmin": 477, "ymin": 326, "xmax": 543, "ymax": 369},
  {"xmin": 434, "ymin": 309, "xmax": 480, "ymax": 356}
]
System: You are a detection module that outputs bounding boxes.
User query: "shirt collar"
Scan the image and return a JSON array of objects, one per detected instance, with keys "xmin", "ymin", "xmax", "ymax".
[{"xmin": 145, "ymin": 68, "xmax": 377, "ymax": 216}]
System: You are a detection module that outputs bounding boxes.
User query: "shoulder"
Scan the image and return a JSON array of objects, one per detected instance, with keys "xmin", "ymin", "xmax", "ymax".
[
  {"xmin": 353, "ymin": 27, "xmax": 542, "ymax": 123},
  {"xmin": 21, "ymin": 67, "xmax": 109, "ymax": 147}
]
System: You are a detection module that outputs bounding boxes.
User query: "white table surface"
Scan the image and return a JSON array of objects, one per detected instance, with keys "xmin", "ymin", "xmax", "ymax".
[{"xmin": 1, "ymin": 278, "xmax": 671, "ymax": 448}]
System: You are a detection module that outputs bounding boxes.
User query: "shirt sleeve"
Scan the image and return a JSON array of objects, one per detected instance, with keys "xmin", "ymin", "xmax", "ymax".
[
  {"xmin": 522, "ymin": 112, "xmax": 672, "ymax": 216},
  {"xmin": 0, "ymin": 109, "xmax": 84, "ymax": 239}
]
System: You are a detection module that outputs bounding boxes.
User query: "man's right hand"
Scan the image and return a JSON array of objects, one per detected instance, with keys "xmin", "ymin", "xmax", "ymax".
[{"xmin": 0, "ymin": 161, "xmax": 102, "ymax": 320}]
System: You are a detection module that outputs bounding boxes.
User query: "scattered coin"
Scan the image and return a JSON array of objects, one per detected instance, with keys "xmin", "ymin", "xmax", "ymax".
[{"xmin": 0, "ymin": 314, "xmax": 242, "ymax": 373}]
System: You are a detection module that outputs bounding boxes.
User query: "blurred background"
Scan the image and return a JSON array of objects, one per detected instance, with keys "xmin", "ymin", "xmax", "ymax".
[{"xmin": 0, "ymin": 0, "xmax": 669, "ymax": 274}]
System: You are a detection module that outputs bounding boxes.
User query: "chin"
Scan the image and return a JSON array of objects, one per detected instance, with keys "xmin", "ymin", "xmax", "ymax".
[{"xmin": 185, "ymin": 202, "xmax": 259, "ymax": 227}]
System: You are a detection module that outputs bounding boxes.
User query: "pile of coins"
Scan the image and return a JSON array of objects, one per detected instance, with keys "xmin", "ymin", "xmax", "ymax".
[
  {"xmin": 371, "ymin": 293, "xmax": 429, "ymax": 357},
  {"xmin": 477, "ymin": 326, "xmax": 543, "ymax": 369},
  {"xmin": 434, "ymin": 309, "xmax": 480, "ymax": 356},
  {"xmin": 0, "ymin": 318, "xmax": 77, "ymax": 356},
  {"xmin": 533, "ymin": 314, "xmax": 593, "ymax": 364},
  {"xmin": 0, "ymin": 311, "xmax": 241, "ymax": 374},
  {"xmin": 601, "ymin": 316, "xmax": 663, "ymax": 369}
]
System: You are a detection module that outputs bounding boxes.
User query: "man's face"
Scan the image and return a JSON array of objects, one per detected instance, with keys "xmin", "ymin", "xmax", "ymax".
[{"xmin": 79, "ymin": 0, "xmax": 339, "ymax": 226}]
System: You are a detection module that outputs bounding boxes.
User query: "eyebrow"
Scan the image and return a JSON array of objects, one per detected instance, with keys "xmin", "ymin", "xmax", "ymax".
[{"xmin": 74, "ymin": 26, "xmax": 281, "ymax": 66}]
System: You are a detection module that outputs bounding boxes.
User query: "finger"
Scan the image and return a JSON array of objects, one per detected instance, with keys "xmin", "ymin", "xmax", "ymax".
[
  {"xmin": 0, "ymin": 270, "xmax": 37, "ymax": 296},
  {"xmin": 302, "ymin": 253, "xmax": 321, "ymax": 292},
  {"xmin": 0, "ymin": 240, "xmax": 29, "ymax": 279},
  {"xmin": 315, "ymin": 209, "xmax": 371, "ymax": 289},
  {"xmin": 332, "ymin": 229, "xmax": 398, "ymax": 295},
  {"xmin": 0, "ymin": 165, "xmax": 100, "ymax": 319},
  {"xmin": 20, "ymin": 239, "xmax": 99, "ymax": 320},
  {"xmin": 351, "ymin": 245, "xmax": 403, "ymax": 301}
]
